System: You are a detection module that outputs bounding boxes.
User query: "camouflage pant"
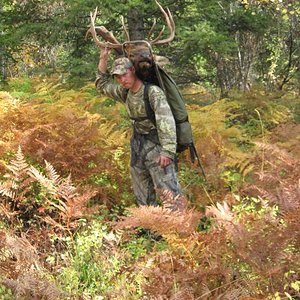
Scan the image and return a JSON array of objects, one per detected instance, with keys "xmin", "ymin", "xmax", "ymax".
[{"xmin": 130, "ymin": 133, "xmax": 182, "ymax": 206}]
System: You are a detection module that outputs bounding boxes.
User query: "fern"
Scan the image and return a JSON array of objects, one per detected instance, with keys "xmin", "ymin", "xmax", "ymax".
[
  {"xmin": 116, "ymin": 205, "xmax": 201, "ymax": 238},
  {"xmin": 6, "ymin": 146, "xmax": 29, "ymax": 178},
  {"xmin": 0, "ymin": 147, "xmax": 97, "ymax": 231},
  {"xmin": 247, "ymin": 142, "xmax": 300, "ymax": 211},
  {"xmin": 0, "ymin": 230, "xmax": 60, "ymax": 300}
]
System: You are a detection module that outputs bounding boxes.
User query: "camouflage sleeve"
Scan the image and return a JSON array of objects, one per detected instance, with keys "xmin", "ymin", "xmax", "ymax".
[
  {"xmin": 95, "ymin": 71, "xmax": 126, "ymax": 102},
  {"xmin": 148, "ymin": 85, "xmax": 176, "ymax": 158}
]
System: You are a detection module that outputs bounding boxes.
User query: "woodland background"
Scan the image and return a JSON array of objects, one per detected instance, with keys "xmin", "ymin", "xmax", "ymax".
[{"xmin": 0, "ymin": 0, "xmax": 299, "ymax": 299}]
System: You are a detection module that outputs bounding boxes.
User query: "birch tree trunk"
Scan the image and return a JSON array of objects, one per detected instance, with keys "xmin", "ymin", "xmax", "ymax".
[{"xmin": 0, "ymin": 5, "xmax": 7, "ymax": 81}]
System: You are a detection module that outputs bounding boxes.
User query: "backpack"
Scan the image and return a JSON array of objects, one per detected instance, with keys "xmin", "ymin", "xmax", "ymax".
[
  {"xmin": 122, "ymin": 70, "xmax": 205, "ymax": 179},
  {"xmin": 152, "ymin": 65, "xmax": 194, "ymax": 153},
  {"xmin": 142, "ymin": 82, "xmax": 192, "ymax": 153}
]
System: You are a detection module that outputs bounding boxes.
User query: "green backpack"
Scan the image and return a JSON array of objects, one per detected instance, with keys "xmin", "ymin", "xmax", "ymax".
[
  {"xmin": 153, "ymin": 64, "xmax": 193, "ymax": 152},
  {"xmin": 123, "ymin": 64, "xmax": 205, "ymax": 178}
]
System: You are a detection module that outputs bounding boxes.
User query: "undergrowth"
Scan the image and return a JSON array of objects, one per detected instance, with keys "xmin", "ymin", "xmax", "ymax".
[{"xmin": 0, "ymin": 77, "xmax": 299, "ymax": 299}]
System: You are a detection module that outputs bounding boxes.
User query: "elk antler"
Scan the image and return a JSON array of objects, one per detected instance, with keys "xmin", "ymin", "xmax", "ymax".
[
  {"xmin": 85, "ymin": 7, "xmax": 123, "ymax": 49},
  {"xmin": 120, "ymin": 16, "xmax": 130, "ymax": 41},
  {"xmin": 149, "ymin": 0, "xmax": 175, "ymax": 45}
]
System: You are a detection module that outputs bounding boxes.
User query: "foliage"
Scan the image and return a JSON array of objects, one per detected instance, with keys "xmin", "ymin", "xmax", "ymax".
[
  {"xmin": 57, "ymin": 220, "xmax": 144, "ymax": 299},
  {"xmin": 0, "ymin": 79, "xmax": 133, "ymax": 210},
  {"xmin": 0, "ymin": 230, "xmax": 60, "ymax": 300},
  {"xmin": 0, "ymin": 146, "xmax": 98, "ymax": 232},
  {"xmin": 0, "ymin": 75, "xmax": 299, "ymax": 299},
  {"xmin": 0, "ymin": 0, "xmax": 299, "ymax": 95},
  {"xmin": 113, "ymin": 143, "xmax": 300, "ymax": 298}
]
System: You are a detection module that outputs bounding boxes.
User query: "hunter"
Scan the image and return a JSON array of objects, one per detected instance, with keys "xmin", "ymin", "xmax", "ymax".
[{"xmin": 95, "ymin": 46, "xmax": 182, "ymax": 207}]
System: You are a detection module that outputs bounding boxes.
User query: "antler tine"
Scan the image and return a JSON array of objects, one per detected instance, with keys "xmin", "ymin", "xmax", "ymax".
[
  {"xmin": 86, "ymin": 7, "xmax": 122, "ymax": 49},
  {"xmin": 150, "ymin": 0, "xmax": 175, "ymax": 45},
  {"xmin": 147, "ymin": 18, "xmax": 157, "ymax": 40},
  {"xmin": 150, "ymin": 25, "xmax": 165, "ymax": 44},
  {"xmin": 120, "ymin": 15, "xmax": 130, "ymax": 41}
]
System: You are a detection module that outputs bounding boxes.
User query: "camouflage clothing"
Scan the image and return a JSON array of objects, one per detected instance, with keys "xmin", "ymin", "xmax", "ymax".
[
  {"xmin": 130, "ymin": 136, "xmax": 181, "ymax": 206},
  {"xmin": 96, "ymin": 71, "xmax": 182, "ymax": 206},
  {"xmin": 96, "ymin": 72, "xmax": 177, "ymax": 157}
]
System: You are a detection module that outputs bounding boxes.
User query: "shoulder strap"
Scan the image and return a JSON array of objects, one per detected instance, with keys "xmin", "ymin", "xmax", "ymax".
[
  {"xmin": 143, "ymin": 83, "xmax": 156, "ymax": 125},
  {"xmin": 124, "ymin": 83, "xmax": 156, "ymax": 123}
]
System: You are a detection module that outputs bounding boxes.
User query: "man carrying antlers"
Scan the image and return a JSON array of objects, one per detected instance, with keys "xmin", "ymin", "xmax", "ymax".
[{"xmin": 96, "ymin": 46, "xmax": 182, "ymax": 207}]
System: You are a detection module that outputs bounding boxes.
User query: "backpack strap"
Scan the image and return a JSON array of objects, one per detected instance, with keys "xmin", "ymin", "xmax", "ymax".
[
  {"xmin": 142, "ymin": 83, "xmax": 156, "ymax": 125},
  {"xmin": 124, "ymin": 83, "xmax": 156, "ymax": 124}
]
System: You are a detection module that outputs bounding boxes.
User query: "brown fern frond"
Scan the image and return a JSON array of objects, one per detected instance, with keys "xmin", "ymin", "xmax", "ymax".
[
  {"xmin": 158, "ymin": 189, "xmax": 188, "ymax": 211},
  {"xmin": 256, "ymin": 142, "xmax": 297, "ymax": 167},
  {"xmin": 245, "ymin": 143, "xmax": 300, "ymax": 211},
  {"xmin": 0, "ymin": 182, "xmax": 16, "ymax": 199},
  {"xmin": 27, "ymin": 165, "xmax": 58, "ymax": 195},
  {"xmin": 0, "ymin": 231, "xmax": 60, "ymax": 300},
  {"xmin": 206, "ymin": 201, "xmax": 236, "ymax": 234},
  {"xmin": 256, "ymin": 172, "xmax": 280, "ymax": 185},
  {"xmin": 44, "ymin": 160, "xmax": 62, "ymax": 185},
  {"xmin": 0, "ymin": 203, "xmax": 17, "ymax": 220},
  {"xmin": 42, "ymin": 216, "xmax": 67, "ymax": 231},
  {"xmin": 56, "ymin": 174, "xmax": 77, "ymax": 200},
  {"xmin": 6, "ymin": 146, "xmax": 29, "ymax": 178},
  {"xmin": 63, "ymin": 189, "xmax": 98, "ymax": 220},
  {"xmin": 0, "ymin": 147, "xmax": 33, "ymax": 201},
  {"xmin": 140, "ymin": 248, "xmax": 235, "ymax": 299},
  {"xmin": 28, "ymin": 162, "xmax": 78, "ymax": 201},
  {"xmin": 0, "ymin": 231, "xmax": 39, "ymax": 279},
  {"xmin": 2, "ymin": 273, "xmax": 60, "ymax": 300},
  {"xmin": 115, "ymin": 205, "xmax": 201, "ymax": 237},
  {"xmin": 248, "ymin": 186, "xmax": 279, "ymax": 204}
]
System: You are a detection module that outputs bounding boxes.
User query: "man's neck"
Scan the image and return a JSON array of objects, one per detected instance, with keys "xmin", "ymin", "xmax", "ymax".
[{"xmin": 130, "ymin": 79, "xmax": 143, "ymax": 93}]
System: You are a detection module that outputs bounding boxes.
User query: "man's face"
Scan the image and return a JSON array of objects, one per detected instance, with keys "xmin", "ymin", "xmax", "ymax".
[{"xmin": 115, "ymin": 67, "xmax": 136, "ymax": 89}]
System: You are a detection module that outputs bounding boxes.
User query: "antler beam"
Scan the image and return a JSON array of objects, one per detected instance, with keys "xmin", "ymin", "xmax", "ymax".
[
  {"xmin": 149, "ymin": 0, "xmax": 175, "ymax": 45},
  {"xmin": 86, "ymin": 7, "xmax": 123, "ymax": 49}
]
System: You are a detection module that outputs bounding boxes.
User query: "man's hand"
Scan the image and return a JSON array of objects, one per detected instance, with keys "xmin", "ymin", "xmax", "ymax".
[
  {"xmin": 100, "ymin": 46, "xmax": 112, "ymax": 58},
  {"xmin": 158, "ymin": 155, "xmax": 173, "ymax": 168},
  {"xmin": 98, "ymin": 46, "xmax": 112, "ymax": 73}
]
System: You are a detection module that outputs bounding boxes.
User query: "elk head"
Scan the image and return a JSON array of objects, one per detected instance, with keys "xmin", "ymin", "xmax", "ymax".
[{"xmin": 86, "ymin": 0, "xmax": 175, "ymax": 80}]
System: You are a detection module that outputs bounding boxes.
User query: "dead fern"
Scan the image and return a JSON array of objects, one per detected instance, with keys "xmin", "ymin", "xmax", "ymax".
[
  {"xmin": 0, "ymin": 230, "xmax": 60, "ymax": 300},
  {"xmin": 116, "ymin": 205, "xmax": 200, "ymax": 238},
  {"xmin": 116, "ymin": 190, "xmax": 200, "ymax": 238},
  {"xmin": 0, "ymin": 146, "xmax": 33, "ymax": 202},
  {"xmin": 206, "ymin": 198, "xmax": 300, "ymax": 295},
  {"xmin": 0, "ymin": 147, "xmax": 98, "ymax": 232},
  {"xmin": 246, "ymin": 142, "xmax": 300, "ymax": 211}
]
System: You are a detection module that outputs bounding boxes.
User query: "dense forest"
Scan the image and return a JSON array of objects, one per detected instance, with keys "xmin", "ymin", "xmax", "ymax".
[{"xmin": 0, "ymin": 0, "xmax": 299, "ymax": 299}]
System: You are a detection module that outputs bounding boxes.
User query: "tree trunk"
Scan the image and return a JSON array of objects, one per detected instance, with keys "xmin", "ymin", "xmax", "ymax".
[
  {"xmin": 127, "ymin": 8, "xmax": 145, "ymax": 40},
  {"xmin": 0, "ymin": 5, "xmax": 7, "ymax": 81}
]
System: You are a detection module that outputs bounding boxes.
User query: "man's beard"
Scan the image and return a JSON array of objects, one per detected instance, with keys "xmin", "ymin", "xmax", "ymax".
[{"xmin": 135, "ymin": 61, "xmax": 158, "ymax": 85}]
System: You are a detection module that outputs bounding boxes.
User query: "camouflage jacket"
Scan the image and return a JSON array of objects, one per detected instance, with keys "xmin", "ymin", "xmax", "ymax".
[{"xmin": 96, "ymin": 72, "xmax": 176, "ymax": 158}]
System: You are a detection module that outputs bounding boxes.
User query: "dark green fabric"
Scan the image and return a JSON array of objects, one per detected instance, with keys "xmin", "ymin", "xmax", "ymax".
[
  {"xmin": 154, "ymin": 65, "xmax": 194, "ymax": 151},
  {"xmin": 155, "ymin": 65, "xmax": 188, "ymax": 123}
]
